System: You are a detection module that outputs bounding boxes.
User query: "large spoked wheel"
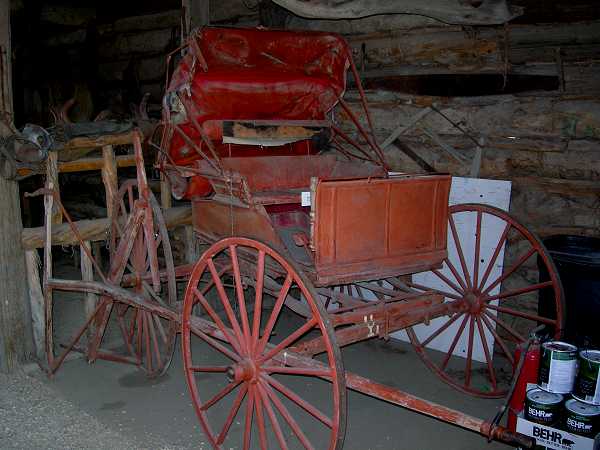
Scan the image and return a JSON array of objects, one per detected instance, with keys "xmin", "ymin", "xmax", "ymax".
[
  {"xmin": 181, "ymin": 237, "xmax": 346, "ymax": 450},
  {"xmin": 406, "ymin": 203, "xmax": 564, "ymax": 398},
  {"xmin": 108, "ymin": 179, "xmax": 177, "ymax": 377}
]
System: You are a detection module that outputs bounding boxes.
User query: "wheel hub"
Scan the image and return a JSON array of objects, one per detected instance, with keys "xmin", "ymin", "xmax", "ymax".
[
  {"xmin": 464, "ymin": 290, "xmax": 485, "ymax": 314},
  {"xmin": 227, "ymin": 359, "xmax": 259, "ymax": 383}
]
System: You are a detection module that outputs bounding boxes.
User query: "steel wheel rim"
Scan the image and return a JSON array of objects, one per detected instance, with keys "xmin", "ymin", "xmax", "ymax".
[
  {"xmin": 406, "ymin": 203, "xmax": 564, "ymax": 398},
  {"xmin": 181, "ymin": 237, "xmax": 346, "ymax": 450},
  {"xmin": 109, "ymin": 180, "xmax": 177, "ymax": 377}
]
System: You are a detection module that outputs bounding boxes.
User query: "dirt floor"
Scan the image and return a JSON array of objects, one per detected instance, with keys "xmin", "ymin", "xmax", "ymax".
[{"xmin": 5, "ymin": 336, "xmax": 511, "ymax": 450}]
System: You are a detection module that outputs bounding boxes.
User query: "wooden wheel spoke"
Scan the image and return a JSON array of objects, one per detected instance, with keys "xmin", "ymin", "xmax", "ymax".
[
  {"xmin": 440, "ymin": 314, "xmax": 470, "ymax": 372},
  {"xmin": 262, "ymin": 365, "xmax": 333, "ymax": 378},
  {"xmin": 257, "ymin": 382, "xmax": 289, "ymax": 450},
  {"xmin": 464, "ymin": 316, "xmax": 475, "ymax": 388},
  {"xmin": 189, "ymin": 365, "xmax": 228, "ymax": 373},
  {"xmin": 482, "ymin": 247, "xmax": 536, "ymax": 295},
  {"xmin": 264, "ymin": 374, "xmax": 333, "ymax": 428},
  {"xmin": 217, "ymin": 383, "xmax": 248, "ymax": 445},
  {"xmin": 254, "ymin": 387, "xmax": 269, "ymax": 450},
  {"xmin": 190, "ymin": 326, "xmax": 241, "ymax": 363},
  {"xmin": 230, "ymin": 245, "xmax": 252, "ymax": 344},
  {"xmin": 405, "ymin": 282, "xmax": 462, "ymax": 300},
  {"xmin": 257, "ymin": 274, "xmax": 293, "ymax": 355},
  {"xmin": 201, "ymin": 381, "xmax": 241, "ymax": 411},
  {"xmin": 135, "ymin": 309, "xmax": 143, "ymax": 360},
  {"xmin": 475, "ymin": 316, "xmax": 497, "ymax": 390},
  {"xmin": 421, "ymin": 313, "xmax": 463, "ymax": 347},
  {"xmin": 243, "ymin": 385, "xmax": 255, "ymax": 450},
  {"xmin": 193, "ymin": 288, "xmax": 244, "ymax": 356},
  {"xmin": 262, "ymin": 379, "xmax": 315, "ymax": 450},
  {"xmin": 480, "ymin": 313, "xmax": 515, "ymax": 366},
  {"xmin": 473, "ymin": 210, "xmax": 482, "ymax": 288},
  {"xmin": 147, "ymin": 312, "xmax": 163, "ymax": 372},
  {"xmin": 485, "ymin": 281, "xmax": 554, "ymax": 303},
  {"xmin": 207, "ymin": 258, "xmax": 248, "ymax": 356},
  {"xmin": 252, "ymin": 250, "xmax": 266, "ymax": 354},
  {"xmin": 485, "ymin": 303, "xmax": 557, "ymax": 326},
  {"xmin": 153, "ymin": 314, "xmax": 168, "ymax": 344},
  {"xmin": 483, "ymin": 311, "xmax": 525, "ymax": 343},
  {"xmin": 141, "ymin": 280, "xmax": 167, "ymax": 308},
  {"xmin": 143, "ymin": 312, "xmax": 152, "ymax": 372},
  {"xmin": 259, "ymin": 318, "xmax": 317, "ymax": 364},
  {"xmin": 449, "ymin": 214, "xmax": 472, "ymax": 289},
  {"xmin": 128, "ymin": 308, "xmax": 138, "ymax": 342},
  {"xmin": 116, "ymin": 313, "xmax": 134, "ymax": 356},
  {"xmin": 443, "ymin": 258, "xmax": 469, "ymax": 293},
  {"xmin": 432, "ymin": 268, "xmax": 465, "ymax": 296},
  {"xmin": 477, "ymin": 222, "xmax": 511, "ymax": 292}
]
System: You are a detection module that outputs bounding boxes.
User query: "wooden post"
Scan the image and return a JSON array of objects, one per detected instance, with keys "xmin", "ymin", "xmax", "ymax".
[
  {"xmin": 0, "ymin": 1, "xmax": 32, "ymax": 373},
  {"xmin": 80, "ymin": 241, "xmax": 97, "ymax": 340},
  {"xmin": 160, "ymin": 173, "xmax": 172, "ymax": 209},
  {"xmin": 46, "ymin": 151, "xmax": 62, "ymax": 224},
  {"xmin": 43, "ymin": 182, "xmax": 55, "ymax": 367},
  {"xmin": 101, "ymin": 145, "xmax": 118, "ymax": 218},
  {"xmin": 25, "ymin": 250, "xmax": 44, "ymax": 360}
]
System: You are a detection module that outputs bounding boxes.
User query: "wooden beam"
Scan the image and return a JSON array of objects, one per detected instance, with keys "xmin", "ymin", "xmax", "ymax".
[
  {"xmin": 17, "ymin": 153, "xmax": 136, "ymax": 177},
  {"xmin": 61, "ymin": 130, "xmax": 136, "ymax": 151},
  {"xmin": 22, "ymin": 205, "xmax": 192, "ymax": 250},
  {"xmin": 346, "ymin": 20, "xmax": 600, "ymax": 94}
]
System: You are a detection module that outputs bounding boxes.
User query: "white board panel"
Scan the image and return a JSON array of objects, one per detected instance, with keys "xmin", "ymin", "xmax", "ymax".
[{"xmin": 393, "ymin": 177, "xmax": 512, "ymax": 363}]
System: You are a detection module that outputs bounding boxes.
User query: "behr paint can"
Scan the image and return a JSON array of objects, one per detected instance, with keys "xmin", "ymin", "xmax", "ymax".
[
  {"xmin": 525, "ymin": 388, "xmax": 563, "ymax": 426},
  {"xmin": 563, "ymin": 398, "xmax": 600, "ymax": 437},
  {"xmin": 574, "ymin": 349, "xmax": 600, "ymax": 405},
  {"xmin": 538, "ymin": 341, "xmax": 578, "ymax": 394}
]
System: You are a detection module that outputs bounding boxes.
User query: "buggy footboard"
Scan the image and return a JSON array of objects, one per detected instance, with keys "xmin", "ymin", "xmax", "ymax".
[{"xmin": 312, "ymin": 174, "xmax": 451, "ymax": 285}]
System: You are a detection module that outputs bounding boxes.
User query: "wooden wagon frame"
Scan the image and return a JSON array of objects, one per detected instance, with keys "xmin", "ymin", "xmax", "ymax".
[{"xmin": 35, "ymin": 26, "xmax": 566, "ymax": 449}]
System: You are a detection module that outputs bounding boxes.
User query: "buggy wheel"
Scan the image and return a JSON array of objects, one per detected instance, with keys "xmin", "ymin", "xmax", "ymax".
[
  {"xmin": 406, "ymin": 203, "xmax": 564, "ymax": 397},
  {"xmin": 106, "ymin": 179, "xmax": 177, "ymax": 377},
  {"xmin": 181, "ymin": 237, "xmax": 346, "ymax": 450}
]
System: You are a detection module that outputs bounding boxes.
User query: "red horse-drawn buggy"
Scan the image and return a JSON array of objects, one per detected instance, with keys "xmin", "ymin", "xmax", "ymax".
[{"xmin": 41, "ymin": 27, "xmax": 564, "ymax": 449}]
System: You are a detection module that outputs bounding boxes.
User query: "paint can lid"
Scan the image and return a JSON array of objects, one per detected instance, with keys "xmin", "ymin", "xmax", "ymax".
[
  {"xmin": 565, "ymin": 398, "xmax": 600, "ymax": 416},
  {"xmin": 527, "ymin": 388, "xmax": 563, "ymax": 405},
  {"xmin": 543, "ymin": 341, "xmax": 578, "ymax": 353},
  {"xmin": 580, "ymin": 349, "xmax": 600, "ymax": 363}
]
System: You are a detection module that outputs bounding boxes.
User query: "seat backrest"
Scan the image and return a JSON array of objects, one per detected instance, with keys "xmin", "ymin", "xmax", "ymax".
[{"xmin": 312, "ymin": 174, "xmax": 451, "ymax": 286}]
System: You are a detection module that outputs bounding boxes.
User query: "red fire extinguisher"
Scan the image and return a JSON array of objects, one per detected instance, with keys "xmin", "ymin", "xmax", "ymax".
[{"xmin": 508, "ymin": 338, "xmax": 541, "ymax": 431}]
